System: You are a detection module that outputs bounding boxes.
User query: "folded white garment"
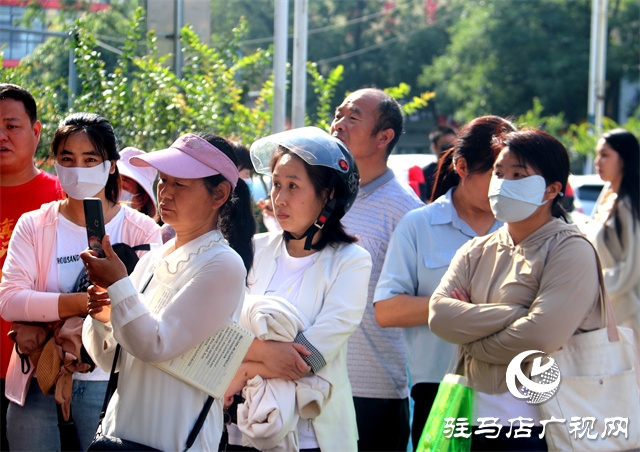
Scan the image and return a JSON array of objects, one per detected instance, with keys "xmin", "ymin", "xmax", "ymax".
[{"xmin": 237, "ymin": 296, "xmax": 332, "ymax": 450}]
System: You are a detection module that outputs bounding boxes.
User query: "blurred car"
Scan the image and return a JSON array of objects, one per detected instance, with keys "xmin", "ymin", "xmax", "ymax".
[
  {"xmin": 567, "ymin": 174, "xmax": 605, "ymax": 225},
  {"xmin": 387, "ymin": 153, "xmax": 437, "ymax": 199}
]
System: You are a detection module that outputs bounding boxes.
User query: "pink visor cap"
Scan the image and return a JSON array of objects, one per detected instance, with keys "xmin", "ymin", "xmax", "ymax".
[{"xmin": 130, "ymin": 134, "xmax": 238, "ymax": 189}]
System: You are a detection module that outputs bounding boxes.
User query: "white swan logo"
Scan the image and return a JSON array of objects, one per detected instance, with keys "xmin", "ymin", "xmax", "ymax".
[{"xmin": 506, "ymin": 350, "xmax": 561, "ymax": 404}]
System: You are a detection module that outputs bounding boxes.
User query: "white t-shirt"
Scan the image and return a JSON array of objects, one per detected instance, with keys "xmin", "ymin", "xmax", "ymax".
[
  {"xmin": 228, "ymin": 241, "xmax": 320, "ymax": 450},
  {"xmin": 46, "ymin": 207, "xmax": 125, "ymax": 382},
  {"xmin": 268, "ymin": 243, "xmax": 317, "ymax": 449}
]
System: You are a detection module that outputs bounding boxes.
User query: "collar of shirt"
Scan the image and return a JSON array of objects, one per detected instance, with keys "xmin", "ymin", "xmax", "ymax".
[
  {"xmin": 429, "ymin": 187, "xmax": 491, "ymax": 237},
  {"xmin": 357, "ymin": 169, "xmax": 396, "ymax": 198}
]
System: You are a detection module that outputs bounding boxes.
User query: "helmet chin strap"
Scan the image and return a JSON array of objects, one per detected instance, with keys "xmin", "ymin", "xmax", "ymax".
[
  {"xmin": 283, "ymin": 173, "xmax": 341, "ymax": 251},
  {"xmin": 283, "ymin": 198, "xmax": 337, "ymax": 250}
]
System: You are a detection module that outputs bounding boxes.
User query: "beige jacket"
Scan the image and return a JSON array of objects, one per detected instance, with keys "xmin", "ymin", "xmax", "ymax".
[
  {"xmin": 584, "ymin": 191, "xmax": 640, "ymax": 322},
  {"xmin": 429, "ymin": 218, "xmax": 602, "ymax": 394}
]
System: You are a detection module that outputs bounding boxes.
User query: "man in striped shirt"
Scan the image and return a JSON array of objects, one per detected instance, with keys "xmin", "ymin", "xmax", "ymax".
[{"xmin": 331, "ymin": 88, "xmax": 423, "ymax": 451}]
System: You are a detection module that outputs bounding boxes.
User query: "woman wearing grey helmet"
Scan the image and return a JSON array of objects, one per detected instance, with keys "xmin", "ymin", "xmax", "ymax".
[{"xmin": 224, "ymin": 127, "xmax": 372, "ymax": 451}]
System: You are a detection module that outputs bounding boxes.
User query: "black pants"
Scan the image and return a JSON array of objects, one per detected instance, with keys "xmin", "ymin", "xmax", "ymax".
[
  {"xmin": 1, "ymin": 378, "xmax": 8, "ymax": 451},
  {"xmin": 410, "ymin": 382, "xmax": 440, "ymax": 450},
  {"xmin": 353, "ymin": 396, "xmax": 410, "ymax": 452}
]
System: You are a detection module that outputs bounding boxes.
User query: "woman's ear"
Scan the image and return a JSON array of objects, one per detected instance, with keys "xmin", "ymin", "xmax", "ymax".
[
  {"xmin": 454, "ymin": 157, "xmax": 468, "ymax": 179},
  {"xmin": 109, "ymin": 160, "xmax": 117, "ymax": 174},
  {"xmin": 328, "ymin": 187, "xmax": 335, "ymax": 203},
  {"xmin": 212, "ymin": 181, "xmax": 232, "ymax": 209},
  {"xmin": 545, "ymin": 181, "xmax": 563, "ymax": 202}
]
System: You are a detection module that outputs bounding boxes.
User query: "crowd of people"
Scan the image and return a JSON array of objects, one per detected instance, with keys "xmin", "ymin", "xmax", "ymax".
[{"xmin": 0, "ymin": 81, "xmax": 638, "ymax": 452}]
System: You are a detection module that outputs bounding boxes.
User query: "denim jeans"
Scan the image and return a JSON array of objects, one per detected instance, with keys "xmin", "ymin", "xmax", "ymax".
[{"xmin": 7, "ymin": 378, "xmax": 107, "ymax": 451}]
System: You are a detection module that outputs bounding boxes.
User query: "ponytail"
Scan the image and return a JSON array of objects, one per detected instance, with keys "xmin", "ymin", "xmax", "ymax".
[
  {"xmin": 430, "ymin": 148, "xmax": 457, "ymax": 201},
  {"xmin": 198, "ymin": 133, "xmax": 256, "ymax": 277},
  {"xmin": 431, "ymin": 115, "xmax": 517, "ymax": 203},
  {"xmin": 218, "ymin": 178, "xmax": 256, "ymax": 274}
]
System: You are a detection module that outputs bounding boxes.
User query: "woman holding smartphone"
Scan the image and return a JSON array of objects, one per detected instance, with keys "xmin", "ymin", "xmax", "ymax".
[
  {"xmin": 81, "ymin": 133, "xmax": 256, "ymax": 451},
  {"xmin": 0, "ymin": 112, "xmax": 161, "ymax": 451}
]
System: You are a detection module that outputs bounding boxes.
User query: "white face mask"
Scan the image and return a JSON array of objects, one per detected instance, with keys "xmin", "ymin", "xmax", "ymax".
[
  {"xmin": 489, "ymin": 174, "xmax": 548, "ymax": 223},
  {"xmin": 119, "ymin": 190, "xmax": 140, "ymax": 204},
  {"xmin": 54, "ymin": 161, "xmax": 111, "ymax": 200}
]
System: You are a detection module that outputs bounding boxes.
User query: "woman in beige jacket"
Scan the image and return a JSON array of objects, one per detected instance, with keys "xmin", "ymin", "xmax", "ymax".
[{"xmin": 429, "ymin": 129, "xmax": 602, "ymax": 451}]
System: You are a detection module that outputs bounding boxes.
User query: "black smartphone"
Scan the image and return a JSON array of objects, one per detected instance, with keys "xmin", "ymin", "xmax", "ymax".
[{"xmin": 83, "ymin": 198, "xmax": 106, "ymax": 258}]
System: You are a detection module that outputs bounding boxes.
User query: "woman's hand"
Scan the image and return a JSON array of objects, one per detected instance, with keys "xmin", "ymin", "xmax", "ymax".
[
  {"xmin": 87, "ymin": 285, "xmax": 111, "ymax": 323},
  {"xmin": 262, "ymin": 341, "xmax": 311, "ymax": 380},
  {"xmin": 256, "ymin": 198, "xmax": 275, "ymax": 217},
  {"xmin": 80, "ymin": 234, "xmax": 128, "ymax": 289},
  {"xmin": 450, "ymin": 288, "xmax": 471, "ymax": 302}
]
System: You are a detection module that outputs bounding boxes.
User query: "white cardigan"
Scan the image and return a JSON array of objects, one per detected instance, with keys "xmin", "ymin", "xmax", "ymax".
[{"xmin": 247, "ymin": 232, "xmax": 371, "ymax": 451}]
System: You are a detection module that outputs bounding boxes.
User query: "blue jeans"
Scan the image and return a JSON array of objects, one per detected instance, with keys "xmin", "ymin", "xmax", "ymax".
[{"xmin": 7, "ymin": 378, "xmax": 107, "ymax": 451}]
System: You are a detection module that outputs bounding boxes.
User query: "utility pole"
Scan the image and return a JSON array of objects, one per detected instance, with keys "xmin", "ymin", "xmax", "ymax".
[
  {"xmin": 291, "ymin": 0, "xmax": 308, "ymax": 129},
  {"xmin": 586, "ymin": 0, "xmax": 608, "ymax": 174},
  {"xmin": 272, "ymin": 0, "xmax": 288, "ymax": 134},
  {"xmin": 174, "ymin": 0, "xmax": 184, "ymax": 79}
]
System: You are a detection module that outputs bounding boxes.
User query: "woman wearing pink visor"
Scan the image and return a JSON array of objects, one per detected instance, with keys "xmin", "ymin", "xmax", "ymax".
[{"xmin": 80, "ymin": 133, "xmax": 256, "ymax": 451}]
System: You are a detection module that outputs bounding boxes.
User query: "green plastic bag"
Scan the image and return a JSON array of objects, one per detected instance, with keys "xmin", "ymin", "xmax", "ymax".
[{"xmin": 416, "ymin": 374, "xmax": 473, "ymax": 452}]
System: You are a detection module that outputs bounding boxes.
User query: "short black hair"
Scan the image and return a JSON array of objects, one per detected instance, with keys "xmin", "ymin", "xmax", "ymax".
[
  {"xmin": 370, "ymin": 90, "xmax": 404, "ymax": 156},
  {"xmin": 429, "ymin": 124, "xmax": 457, "ymax": 147},
  {"xmin": 0, "ymin": 83, "xmax": 38, "ymax": 124}
]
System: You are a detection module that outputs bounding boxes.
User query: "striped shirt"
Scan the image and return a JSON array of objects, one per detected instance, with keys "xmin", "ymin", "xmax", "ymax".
[{"xmin": 342, "ymin": 169, "xmax": 423, "ymax": 398}]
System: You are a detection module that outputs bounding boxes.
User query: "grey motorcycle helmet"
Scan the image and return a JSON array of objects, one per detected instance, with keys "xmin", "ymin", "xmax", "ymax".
[{"xmin": 250, "ymin": 126, "xmax": 360, "ymax": 249}]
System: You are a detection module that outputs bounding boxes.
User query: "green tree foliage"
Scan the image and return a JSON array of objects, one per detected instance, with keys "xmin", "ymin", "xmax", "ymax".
[
  {"xmin": 213, "ymin": 0, "xmax": 448, "ymax": 114},
  {"xmin": 513, "ymin": 98, "xmax": 640, "ymax": 174},
  {"xmin": 419, "ymin": 0, "xmax": 639, "ymax": 125},
  {"xmin": 1, "ymin": 7, "xmax": 432, "ymax": 164}
]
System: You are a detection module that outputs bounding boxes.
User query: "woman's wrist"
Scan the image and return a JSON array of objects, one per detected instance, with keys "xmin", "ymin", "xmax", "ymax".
[{"xmin": 58, "ymin": 292, "xmax": 89, "ymax": 319}]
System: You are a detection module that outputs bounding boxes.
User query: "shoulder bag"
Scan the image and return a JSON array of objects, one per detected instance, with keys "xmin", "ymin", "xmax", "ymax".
[
  {"xmin": 539, "ymin": 238, "xmax": 640, "ymax": 451},
  {"xmin": 87, "ymin": 274, "xmax": 214, "ymax": 452}
]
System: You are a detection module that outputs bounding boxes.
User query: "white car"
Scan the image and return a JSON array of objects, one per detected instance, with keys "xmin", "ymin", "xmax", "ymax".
[{"xmin": 567, "ymin": 174, "xmax": 605, "ymax": 225}]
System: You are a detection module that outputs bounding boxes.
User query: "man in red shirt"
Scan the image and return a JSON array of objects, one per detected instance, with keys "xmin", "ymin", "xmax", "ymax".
[{"xmin": 0, "ymin": 84, "xmax": 65, "ymax": 450}]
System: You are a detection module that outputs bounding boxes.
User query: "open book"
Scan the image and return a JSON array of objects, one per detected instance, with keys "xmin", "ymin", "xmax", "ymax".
[{"xmin": 147, "ymin": 283, "xmax": 254, "ymax": 399}]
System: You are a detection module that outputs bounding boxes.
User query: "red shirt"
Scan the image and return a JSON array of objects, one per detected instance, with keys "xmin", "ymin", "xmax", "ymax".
[{"xmin": 0, "ymin": 170, "xmax": 65, "ymax": 378}]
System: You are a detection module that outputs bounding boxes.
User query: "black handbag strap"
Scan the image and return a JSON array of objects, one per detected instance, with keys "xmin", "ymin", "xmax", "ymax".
[{"xmin": 95, "ymin": 273, "xmax": 214, "ymax": 451}]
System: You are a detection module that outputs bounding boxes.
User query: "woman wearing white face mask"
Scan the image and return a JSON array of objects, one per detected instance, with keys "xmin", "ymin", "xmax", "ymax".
[
  {"xmin": 428, "ymin": 129, "xmax": 603, "ymax": 451},
  {"xmin": 0, "ymin": 112, "xmax": 162, "ymax": 451}
]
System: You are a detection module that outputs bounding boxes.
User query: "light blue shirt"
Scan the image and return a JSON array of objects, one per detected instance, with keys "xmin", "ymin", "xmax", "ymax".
[{"xmin": 374, "ymin": 187, "xmax": 502, "ymax": 385}]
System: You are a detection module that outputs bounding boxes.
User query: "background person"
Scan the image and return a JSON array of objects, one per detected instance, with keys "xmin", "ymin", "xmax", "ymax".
[
  {"xmin": 81, "ymin": 133, "xmax": 255, "ymax": 451},
  {"xmin": 117, "ymin": 146, "xmax": 158, "ymax": 218},
  {"xmin": 224, "ymin": 126, "xmax": 372, "ymax": 451},
  {"xmin": 374, "ymin": 115, "xmax": 515, "ymax": 449},
  {"xmin": 0, "ymin": 83, "xmax": 65, "ymax": 451},
  {"xmin": 0, "ymin": 112, "xmax": 161, "ymax": 451},
  {"xmin": 421, "ymin": 124, "xmax": 457, "ymax": 201},
  {"xmin": 581, "ymin": 128, "xmax": 640, "ymax": 352},
  {"xmin": 331, "ymin": 87, "xmax": 423, "ymax": 452},
  {"xmin": 428, "ymin": 129, "xmax": 602, "ymax": 451}
]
